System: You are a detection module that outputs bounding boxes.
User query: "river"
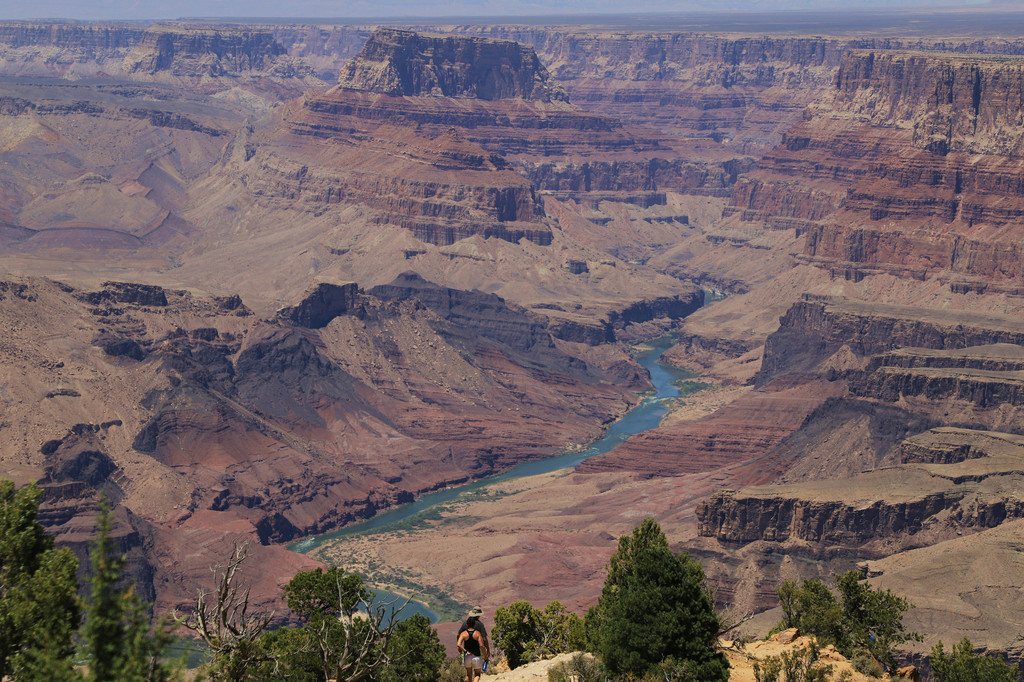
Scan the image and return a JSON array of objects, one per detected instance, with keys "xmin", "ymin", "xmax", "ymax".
[{"xmin": 289, "ymin": 333, "xmax": 694, "ymax": 620}]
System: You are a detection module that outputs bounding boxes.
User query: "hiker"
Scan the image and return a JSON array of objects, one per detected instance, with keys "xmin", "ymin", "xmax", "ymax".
[
  {"xmin": 458, "ymin": 606, "xmax": 488, "ymax": 645},
  {"xmin": 457, "ymin": 606, "xmax": 490, "ymax": 681}
]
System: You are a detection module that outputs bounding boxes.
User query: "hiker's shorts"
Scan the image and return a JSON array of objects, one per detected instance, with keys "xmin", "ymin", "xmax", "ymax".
[{"xmin": 463, "ymin": 655, "xmax": 483, "ymax": 671}]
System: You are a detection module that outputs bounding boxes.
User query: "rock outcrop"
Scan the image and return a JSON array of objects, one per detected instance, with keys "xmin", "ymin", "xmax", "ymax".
[
  {"xmin": 337, "ymin": 28, "xmax": 568, "ymax": 102},
  {"xmin": 696, "ymin": 427, "xmax": 1024, "ymax": 550},
  {"xmin": 122, "ymin": 25, "xmax": 287, "ymax": 76},
  {"xmin": 758, "ymin": 296, "xmax": 1024, "ymax": 384},
  {"xmin": 0, "ymin": 21, "xmax": 296, "ymax": 84},
  {"xmin": 277, "ymin": 282, "xmax": 359, "ymax": 329}
]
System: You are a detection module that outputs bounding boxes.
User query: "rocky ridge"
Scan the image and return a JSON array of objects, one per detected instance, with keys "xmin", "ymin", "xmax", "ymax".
[{"xmin": 0, "ymin": 275, "xmax": 642, "ymax": 613}]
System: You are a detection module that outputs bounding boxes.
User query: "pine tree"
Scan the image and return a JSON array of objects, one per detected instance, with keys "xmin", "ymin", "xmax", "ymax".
[
  {"xmin": 0, "ymin": 480, "xmax": 80, "ymax": 679},
  {"xmin": 591, "ymin": 518, "xmax": 729, "ymax": 680},
  {"xmin": 376, "ymin": 613, "xmax": 446, "ymax": 682},
  {"xmin": 931, "ymin": 637, "xmax": 1019, "ymax": 682},
  {"xmin": 80, "ymin": 498, "xmax": 178, "ymax": 682}
]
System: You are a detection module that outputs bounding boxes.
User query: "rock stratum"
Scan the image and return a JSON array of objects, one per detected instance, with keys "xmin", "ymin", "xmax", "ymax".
[
  {"xmin": 727, "ymin": 48, "xmax": 1024, "ymax": 290},
  {"xmin": 337, "ymin": 28, "xmax": 568, "ymax": 102}
]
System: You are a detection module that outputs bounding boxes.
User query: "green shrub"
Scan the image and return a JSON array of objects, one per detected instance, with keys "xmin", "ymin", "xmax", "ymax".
[
  {"xmin": 494, "ymin": 600, "xmax": 586, "ymax": 669},
  {"xmin": 776, "ymin": 571, "xmax": 921, "ymax": 670},
  {"xmin": 547, "ymin": 653, "xmax": 604, "ymax": 682},
  {"xmin": 377, "ymin": 613, "xmax": 446, "ymax": 682},
  {"xmin": 931, "ymin": 637, "xmax": 1020, "ymax": 682},
  {"xmin": 850, "ymin": 649, "xmax": 882, "ymax": 678}
]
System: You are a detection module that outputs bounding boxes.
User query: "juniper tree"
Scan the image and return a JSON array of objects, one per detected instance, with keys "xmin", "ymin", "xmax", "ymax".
[
  {"xmin": 80, "ymin": 498, "xmax": 178, "ymax": 682},
  {"xmin": 590, "ymin": 518, "xmax": 729, "ymax": 680},
  {"xmin": 0, "ymin": 480, "xmax": 80, "ymax": 680}
]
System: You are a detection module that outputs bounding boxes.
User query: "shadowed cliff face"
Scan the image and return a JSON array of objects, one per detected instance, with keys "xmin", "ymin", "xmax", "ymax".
[{"xmin": 337, "ymin": 28, "xmax": 568, "ymax": 102}]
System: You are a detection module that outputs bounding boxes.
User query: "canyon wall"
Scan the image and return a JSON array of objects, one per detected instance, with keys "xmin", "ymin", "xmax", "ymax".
[
  {"xmin": 759, "ymin": 296, "xmax": 1024, "ymax": 383},
  {"xmin": 725, "ymin": 47, "xmax": 1024, "ymax": 289},
  {"xmin": 122, "ymin": 26, "xmax": 287, "ymax": 76},
  {"xmin": 0, "ymin": 21, "xmax": 298, "ymax": 82}
]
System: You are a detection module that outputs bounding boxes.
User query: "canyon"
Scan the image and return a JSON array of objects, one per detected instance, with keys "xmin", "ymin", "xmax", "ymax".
[{"xmin": 3, "ymin": 11, "xmax": 1024, "ymax": 670}]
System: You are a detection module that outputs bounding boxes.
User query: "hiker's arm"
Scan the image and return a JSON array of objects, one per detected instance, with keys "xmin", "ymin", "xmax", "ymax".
[{"xmin": 457, "ymin": 632, "xmax": 467, "ymax": 654}]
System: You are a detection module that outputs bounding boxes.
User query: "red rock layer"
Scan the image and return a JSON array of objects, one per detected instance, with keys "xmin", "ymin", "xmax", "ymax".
[
  {"xmin": 244, "ymin": 115, "xmax": 551, "ymax": 246},
  {"xmin": 577, "ymin": 383, "xmax": 842, "ymax": 477},
  {"xmin": 725, "ymin": 49, "xmax": 1024, "ymax": 286}
]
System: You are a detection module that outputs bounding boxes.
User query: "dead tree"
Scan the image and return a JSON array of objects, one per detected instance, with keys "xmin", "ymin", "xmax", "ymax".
[
  {"xmin": 302, "ymin": 571, "xmax": 408, "ymax": 682},
  {"xmin": 179, "ymin": 542, "xmax": 273, "ymax": 680}
]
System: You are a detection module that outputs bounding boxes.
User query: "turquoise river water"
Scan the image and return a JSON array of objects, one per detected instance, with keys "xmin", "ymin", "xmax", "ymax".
[{"xmin": 289, "ymin": 334, "xmax": 694, "ymax": 621}]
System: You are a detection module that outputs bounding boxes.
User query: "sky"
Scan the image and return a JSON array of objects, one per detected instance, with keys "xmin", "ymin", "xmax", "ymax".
[{"xmin": 1, "ymin": 0, "xmax": 1000, "ymax": 22}]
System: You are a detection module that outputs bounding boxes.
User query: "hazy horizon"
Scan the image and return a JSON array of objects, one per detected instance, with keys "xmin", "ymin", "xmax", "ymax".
[{"xmin": 0, "ymin": 0, "xmax": 1002, "ymax": 22}]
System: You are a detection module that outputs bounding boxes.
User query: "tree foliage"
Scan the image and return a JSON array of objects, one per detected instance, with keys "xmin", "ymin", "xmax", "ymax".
[
  {"xmin": 0, "ymin": 482, "xmax": 181, "ymax": 681},
  {"xmin": 493, "ymin": 600, "xmax": 585, "ymax": 669},
  {"xmin": 493, "ymin": 600, "xmax": 538, "ymax": 669},
  {"xmin": 0, "ymin": 480, "xmax": 80, "ymax": 680},
  {"xmin": 374, "ymin": 613, "xmax": 445, "ymax": 682},
  {"xmin": 279, "ymin": 567, "xmax": 405, "ymax": 682},
  {"xmin": 590, "ymin": 518, "xmax": 729, "ymax": 681},
  {"xmin": 776, "ymin": 572, "xmax": 921, "ymax": 671},
  {"xmin": 0, "ymin": 480, "xmax": 453, "ymax": 682},
  {"xmin": 80, "ymin": 498, "xmax": 180, "ymax": 682},
  {"xmin": 931, "ymin": 638, "xmax": 1019, "ymax": 682}
]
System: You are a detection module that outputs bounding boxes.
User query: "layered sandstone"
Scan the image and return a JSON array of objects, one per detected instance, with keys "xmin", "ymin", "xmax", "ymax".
[
  {"xmin": 122, "ymin": 26, "xmax": 287, "ymax": 76},
  {"xmin": 697, "ymin": 451, "xmax": 1024, "ymax": 550},
  {"xmin": 724, "ymin": 48, "xmax": 1024, "ymax": 290},
  {"xmin": 0, "ymin": 21, "xmax": 302, "ymax": 86},
  {"xmin": 759, "ymin": 296, "xmax": 1024, "ymax": 384}
]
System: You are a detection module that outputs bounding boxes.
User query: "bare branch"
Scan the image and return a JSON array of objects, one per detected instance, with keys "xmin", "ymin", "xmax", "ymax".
[{"xmin": 176, "ymin": 542, "xmax": 273, "ymax": 679}]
